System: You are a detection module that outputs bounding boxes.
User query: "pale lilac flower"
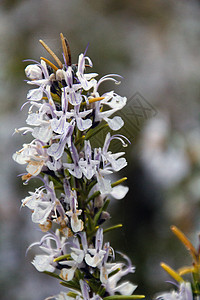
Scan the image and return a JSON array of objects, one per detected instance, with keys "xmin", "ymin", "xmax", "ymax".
[
  {"xmin": 156, "ymin": 282, "xmax": 193, "ymax": 300},
  {"xmin": 70, "ymin": 232, "xmax": 88, "ymax": 264},
  {"xmin": 79, "ymin": 140, "xmax": 99, "ymax": 180},
  {"xmin": 13, "ymin": 140, "xmax": 48, "ymax": 176},
  {"xmin": 94, "ymin": 107, "xmax": 124, "ymax": 131},
  {"xmin": 47, "ymin": 120, "xmax": 75, "ymax": 160},
  {"xmin": 91, "ymin": 75, "xmax": 125, "ymax": 130},
  {"xmin": 109, "ymin": 185, "xmax": 129, "ymax": 200},
  {"xmin": 59, "ymin": 233, "xmax": 88, "ymax": 282},
  {"xmin": 66, "ymin": 190, "xmax": 84, "ymax": 232},
  {"xmin": 72, "ymin": 104, "xmax": 92, "ymax": 131},
  {"xmin": 103, "ymin": 253, "xmax": 136, "ymax": 296},
  {"xmin": 25, "ymin": 64, "xmax": 43, "ymax": 80},
  {"xmin": 79, "ymin": 280, "xmax": 103, "ymax": 300},
  {"xmin": 102, "ymin": 133, "xmax": 128, "ymax": 172},
  {"xmin": 30, "ymin": 230, "xmax": 67, "ymax": 272},
  {"xmin": 95, "ymin": 169, "xmax": 112, "ymax": 194},
  {"xmin": 63, "ymin": 66, "xmax": 82, "ymax": 105},
  {"xmin": 76, "ymin": 52, "xmax": 98, "ymax": 91},
  {"xmin": 101, "ymin": 91, "xmax": 127, "ymax": 110},
  {"xmin": 59, "ymin": 260, "xmax": 78, "ymax": 281},
  {"xmin": 93, "ymin": 133, "xmax": 129, "ymax": 195},
  {"xmin": 25, "ymin": 103, "xmax": 54, "ymax": 143},
  {"xmin": 26, "ymin": 60, "xmax": 51, "ymax": 101},
  {"xmin": 63, "ymin": 142, "xmax": 83, "ymax": 179},
  {"xmin": 85, "ymin": 228, "xmax": 106, "ymax": 267},
  {"xmin": 21, "ymin": 179, "xmax": 66, "ymax": 225}
]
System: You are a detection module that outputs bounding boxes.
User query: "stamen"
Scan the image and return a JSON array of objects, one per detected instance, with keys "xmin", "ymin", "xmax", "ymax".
[
  {"xmin": 160, "ymin": 262, "xmax": 184, "ymax": 282},
  {"xmin": 40, "ymin": 57, "xmax": 58, "ymax": 71},
  {"xmin": 103, "ymin": 224, "xmax": 123, "ymax": 234},
  {"xmin": 111, "ymin": 177, "xmax": 127, "ymax": 188},
  {"xmin": 88, "ymin": 96, "xmax": 105, "ymax": 104},
  {"xmin": 178, "ymin": 266, "xmax": 196, "ymax": 276},
  {"xmin": 39, "ymin": 39, "xmax": 63, "ymax": 69},
  {"xmin": 82, "ymin": 97, "xmax": 105, "ymax": 106},
  {"xmin": 171, "ymin": 225, "xmax": 198, "ymax": 261},
  {"xmin": 53, "ymin": 254, "xmax": 71, "ymax": 262},
  {"xmin": 60, "ymin": 33, "xmax": 71, "ymax": 66}
]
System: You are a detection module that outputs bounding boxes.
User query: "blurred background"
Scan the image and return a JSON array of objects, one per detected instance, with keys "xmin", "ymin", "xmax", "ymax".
[{"xmin": 1, "ymin": 0, "xmax": 200, "ymax": 299}]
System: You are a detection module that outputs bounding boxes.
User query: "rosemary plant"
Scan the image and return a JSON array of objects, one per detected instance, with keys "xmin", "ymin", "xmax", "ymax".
[{"xmin": 13, "ymin": 33, "xmax": 144, "ymax": 300}]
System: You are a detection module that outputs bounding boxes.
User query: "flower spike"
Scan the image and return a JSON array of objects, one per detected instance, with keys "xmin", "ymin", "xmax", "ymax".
[{"xmin": 13, "ymin": 34, "xmax": 137, "ymax": 300}]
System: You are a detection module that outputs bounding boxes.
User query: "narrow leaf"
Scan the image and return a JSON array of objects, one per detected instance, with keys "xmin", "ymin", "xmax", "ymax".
[
  {"xmin": 104, "ymin": 224, "xmax": 123, "ymax": 234},
  {"xmin": 59, "ymin": 281, "xmax": 81, "ymax": 292}
]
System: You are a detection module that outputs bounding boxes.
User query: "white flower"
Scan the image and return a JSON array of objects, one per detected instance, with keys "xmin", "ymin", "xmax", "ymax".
[
  {"xmin": 101, "ymin": 91, "xmax": 127, "ymax": 110},
  {"xmin": 29, "ymin": 230, "xmax": 67, "ymax": 273},
  {"xmin": 103, "ymin": 253, "xmax": 136, "ymax": 296},
  {"xmin": 13, "ymin": 140, "xmax": 48, "ymax": 176},
  {"xmin": 25, "ymin": 64, "xmax": 43, "ymax": 80},
  {"xmin": 96, "ymin": 169, "xmax": 112, "ymax": 194},
  {"xmin": 63, "ymin": 66, "xmax": 82, "ymax": 105},
  {"xmin": 85, "ymin": 228, "xmax": 106, "ymax": 268},
  {"xmin": 21, "ymin": 180, "xmax": 65, "ymax": 225},
  {"xmin": 32, "ymin": 254, "xmax": 55, "ymax": 272},
  {"xmin": 70, "ymin": 233, "xmax": 88, "ymax": 264},
  {"xmin": 26, "ymin": 102, "xmax": 54, "ymax": 143},
  {"xmin": 79, "ymin": 140, "xmax": 99, "ymax": 180},
  {"xmin": 79, "ymin": 280, "xmax": 103, "ymax": 300},
  {"xmin": 26, "ymin": 60, "xmax": 50, "ymax": 101},
  {"xmin": 66, "ymin": 191, "xmax": 84, "ymax": 232},
  {"xmin": 60, "ymin": 261, "xmax": 77, "ymax": 281},
  {"xmin": 109, "ymin": 185, "xmax": 129, "ymax": 200},
  {"xmin": 76, "ymin": 53, "xmax": 98, "ymax": 91},
  {"xmin": 156, "ymin": 282, "xmax": 193, "ymax": 300},
  {"xmin": 91, "ymin": 76, "xmax": 126, "ymax": 130},
  {"xmin": 102, "ymin": 133, "xmax": 128, "ymax": 172},
  {"xmin": 47, "ymin": 120, "xmax": 74, "ymax": 160}
]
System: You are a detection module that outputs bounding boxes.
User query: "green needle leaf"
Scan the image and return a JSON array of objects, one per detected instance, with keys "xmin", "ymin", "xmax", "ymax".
[
  {"xmin": 43, "ymin": 271, "xmax": 61, "ymax": 280},
  {"xmin": 103, "ymin": 224, "xmax": 123, "ymax": 234},
  {"xmin": 94, "ymin": 199, "xmax": 110, "ymax": 226},
  {"xmin": 53, "ymin": 254, "xmax": 71, "ymax": 262},
  {"xmin": 59, "ymin": 281, "xmax": 81, "ymax": 292},
  {"xmin": 67, "ymin": 292, "xmax": 79, "ymax": 298},
  {"xmin": 85, "ymin": 123, "xmax": 108, "ymax": 140},
  {"xmin": 111, "ymin": 177, "xmax": 127, "ymax": 188}
]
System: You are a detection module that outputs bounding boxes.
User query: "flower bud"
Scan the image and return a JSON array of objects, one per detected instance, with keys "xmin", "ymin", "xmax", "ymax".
[
  {"xmin": 25, "ymin": 64, "xmax": 43, "ymax": 80},
  {"xmin": 99, "ymin": 211, "xmax": 110, "ymax": 224},
  {"xmin": 94, "ymin": 195, "xmax": 104, "ymax": 208},
  {"xmin": 56, "ymin": 69, "xmax": 65, "ymax": 81}
]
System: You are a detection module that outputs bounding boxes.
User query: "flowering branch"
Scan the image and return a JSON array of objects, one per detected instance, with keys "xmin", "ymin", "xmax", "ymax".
[{"xmin": 13, "ymin": 33, "xmax": 144, "ymax": 300}]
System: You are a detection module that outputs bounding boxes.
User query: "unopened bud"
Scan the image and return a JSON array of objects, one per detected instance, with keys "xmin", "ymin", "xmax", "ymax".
[
  {"xmin": 100, "ymin": 211, "xmax": 110, "ymax": 221},
  {"xmin": 25, "ymin": 64, "xmax": 43, "ymax": 80},
  {"xmin": 56, "ymin": 69, "xmax": 65, "ymax": 81},
  {"xmin": 94, "ymin": 195, "xmax": 104, "ymax": 208},
  {"xmin": 49, "ymin": 73, "xmax": 56, "ymax": 81},
  {"xmin": 98, "ymin": 211, "xmax": 110, "ymax": 225}
]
